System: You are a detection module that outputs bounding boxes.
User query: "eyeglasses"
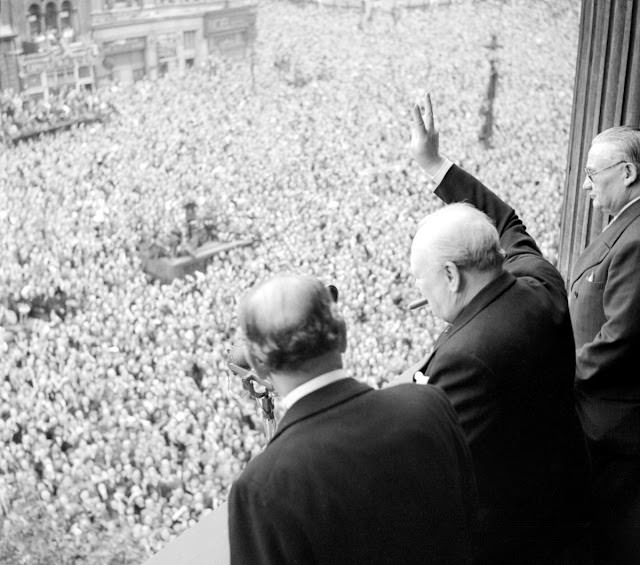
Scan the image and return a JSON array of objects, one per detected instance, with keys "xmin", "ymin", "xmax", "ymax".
[{"xmin": 584, "ymin": 160, "xmax": 627, "ymax": 182}]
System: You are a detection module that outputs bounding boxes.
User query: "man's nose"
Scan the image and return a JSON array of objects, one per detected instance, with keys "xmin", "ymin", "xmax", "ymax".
[{"xmin": 582, "ymin": 176, "xmax": 592, "ymax": 190}]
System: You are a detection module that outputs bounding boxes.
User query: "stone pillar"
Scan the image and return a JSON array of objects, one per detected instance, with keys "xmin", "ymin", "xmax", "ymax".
[
  {"xmin": 146, "ymin": 32, "xmax": 158, "ymax": 80},
  {"xmin": 558, "ymin": 0, "xmax": 640, "ymax": 280},
  {"xmin": 0, "ymin": 0, "xmax": 19, "ymax": 93},
  {"xmin": 0, "ymin": 43, "xmax": 20, "ymax": 92},
  {"xmin": 75, "ymin": 0, "xmax": 93, "ymax": 39}
]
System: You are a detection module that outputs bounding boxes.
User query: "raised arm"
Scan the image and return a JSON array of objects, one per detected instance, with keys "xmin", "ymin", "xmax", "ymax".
[
  {"xmin": 411, "ymin": 94, "xmax": 562, "ymax": 286},
  {"xmin": 411, "ymin": 95, "xmax": 541, "ymax": 258}
]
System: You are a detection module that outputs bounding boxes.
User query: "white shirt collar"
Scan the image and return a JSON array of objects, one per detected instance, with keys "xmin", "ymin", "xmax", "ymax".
[
  {"xmin": 429, "ymin": 157, "xmax": 454, "ymax": 187},
  {"xmin": 605, "ymin": 195, "xmax": 640, "ymax": 229},
  {"xmin": 283, "ymin": 369, "xmax": 349, "ymax": 410}
]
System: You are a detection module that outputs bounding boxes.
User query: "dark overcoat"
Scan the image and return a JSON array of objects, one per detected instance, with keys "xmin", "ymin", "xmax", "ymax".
[
  {"xmin": 402, "ymin": 165, "xmax": 590, "ymax": 561},
  {"xmin": 569, "ymin": 197, "xmax": 640, "ymax": 563},
  {"xmin": 569, "ymin": 198, "xmax": 640, "ymax": 453},
  {"xmin": 228, "ymin": 378, "xmax": 477, "ymax": 565}
]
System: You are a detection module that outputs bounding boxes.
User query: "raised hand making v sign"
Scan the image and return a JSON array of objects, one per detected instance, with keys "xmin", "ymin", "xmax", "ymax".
[{"xmin": 410, "ymin": 93, "xmax": 443, "ymax": 174}]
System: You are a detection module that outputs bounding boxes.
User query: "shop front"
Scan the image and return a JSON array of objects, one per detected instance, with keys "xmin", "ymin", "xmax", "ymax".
[{"xmin": 102, "ymin": 36, "xmax": 146, "ymax": 84}]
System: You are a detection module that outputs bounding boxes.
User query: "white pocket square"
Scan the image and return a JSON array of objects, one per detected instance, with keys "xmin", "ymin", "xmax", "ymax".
[{"xmin": 413, "ymin": 372, "xmax": 430, "ymax": 385}]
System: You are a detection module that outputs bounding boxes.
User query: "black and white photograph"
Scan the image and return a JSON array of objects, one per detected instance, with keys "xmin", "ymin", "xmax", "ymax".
[{"xmin": 1, "ymin": 0, "xmax": 639, "ymax": 563}]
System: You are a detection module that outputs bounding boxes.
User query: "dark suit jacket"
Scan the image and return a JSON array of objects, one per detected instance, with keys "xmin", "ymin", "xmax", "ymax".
[
  {"xmin": 402, "ymin": 165, "xmax": 589, "ymax": 558},
  {"xmin": 228, "ymin": 378, "xmax": 477, "ymax": 565},
  {"xmin": 569, "ymin": 199, "xmax": 640, "ymax": 454}
]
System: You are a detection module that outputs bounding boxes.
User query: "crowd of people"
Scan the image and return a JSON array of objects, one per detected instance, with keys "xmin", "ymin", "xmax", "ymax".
[
  {"xmin": 0, "ymin": 87, "xmax": 112, "ymax": 145},
  {"xmin": 0, "ymin": 0, "xmax": 580, "ymax": 560}
]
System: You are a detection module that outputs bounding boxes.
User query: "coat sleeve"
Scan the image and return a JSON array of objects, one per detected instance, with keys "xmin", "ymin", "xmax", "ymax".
[
  {"xmin": 435, "ymin": 165, "xmax": 565, "ymax": 290},
  {"xmin": 228, "ymin": 477, "xmax": 314, "ymax": 565}
]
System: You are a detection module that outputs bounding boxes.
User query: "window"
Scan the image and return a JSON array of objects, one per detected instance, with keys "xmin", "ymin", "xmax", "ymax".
[
  {"xmin": 28, "ymin": 4, "xmax": 42, "ymax": 38},
  {"xmin": 184, "ymin": 30, "xmax": 196, "ymax": 51},
  {"xmin": 24, "ymin": 72, "xmax": 43, "ymax": 89},
  {"xmin": 104, "ymin": 0, "xmax": 138, "ymax": 10},
  {"xmin": 45, "ymin": 2, "xmax": 58, "ymax": 32},
  {"xmin": 60, "ymin": 1, "xmax": 73, "ymax": 30}
]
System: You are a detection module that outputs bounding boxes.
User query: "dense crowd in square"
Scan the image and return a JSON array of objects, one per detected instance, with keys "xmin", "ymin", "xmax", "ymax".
[
  {"xmin": 0, "ymin": 87, "xmax": 113, "ymax": 145},
  {"xmin": 0, "ymin": 1, "xmax": 579, "ymax": 561}
]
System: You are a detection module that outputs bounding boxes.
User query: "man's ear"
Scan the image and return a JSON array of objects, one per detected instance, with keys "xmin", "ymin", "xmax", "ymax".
[
  {"xmin": 337, "ymin": 318, "xmax": 347, "ymax": 353},
  {"xmin": 443, "ymin": 261, "xmax": 462, "ymax": 292},
  {"xmin": 246, "ymin": 347, "xmax": 271, "ymax": 380},
  {"xmin": 624, "ymin": 162, "xmax": 639, "ymax": 187}
]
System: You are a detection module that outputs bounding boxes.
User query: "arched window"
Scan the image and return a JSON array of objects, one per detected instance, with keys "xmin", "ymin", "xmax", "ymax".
[
  {"xmin": 60, "ymin": 1, "xmax": 73, "ymax": 30},
  {"xmin": 45, "ymin": 2, "xmax": 58, "ymax": 32},
  {"xmin": 28, "ymin": 4, "xmax": 42, "ymax": 38}
]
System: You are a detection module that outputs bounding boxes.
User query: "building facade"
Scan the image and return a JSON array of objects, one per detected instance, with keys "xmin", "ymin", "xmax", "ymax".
[
  {"xmin": 0, "ymin": 1, "xmax": 21, "ymax": 91},
  {"xmin": 0, "ymin": 0, "xmax": 257, "ymax": 97}
]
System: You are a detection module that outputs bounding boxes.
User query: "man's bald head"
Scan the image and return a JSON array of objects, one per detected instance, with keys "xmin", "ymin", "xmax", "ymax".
[
  {"xmin": 591, "ymin": 126, "xmax": 640, "ymax": 169},
  {"xmin": 411, "ymin": 203, "xmax": 503, "ymax": 276},
  {"xmin": 239, "ymin": 274, "xmax": 345, "ymax": 373},
  {"xmin": 410, "ymin": 203, "xmax": 504, "ymax": 322}
]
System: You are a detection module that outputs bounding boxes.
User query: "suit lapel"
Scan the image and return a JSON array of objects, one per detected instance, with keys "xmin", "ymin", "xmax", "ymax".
[
  {"xmin": 270, "ymin": 378, "xmax": 372, "ymax": 444},
  {"xmin": 416, "ymin": 325, "xmax": 454, "ymax": 374},
  {"xmin": 571, "ymin": 199, "xmax": 640, "ymax": 286},
  {"xmin": 416, "ymin": 272, "xmax": 516, "ymax": 376},
  {"xmin": 440, "ymin": 271, "xmax": 516, "ymax": 345},
  {"xmin": 570, "ymin": 241, "xmax": 609, "ymax": 289},
  {"xmin": 399, "ymin": 351, "xmax": 433, "ymax": 382}
]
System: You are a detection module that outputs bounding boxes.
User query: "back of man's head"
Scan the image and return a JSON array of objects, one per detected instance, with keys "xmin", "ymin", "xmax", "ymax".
[
  {"xmin": 239, "ymin": 274, "xmax": 345, "ymax": 374},
  {"xmin": 411, "ymin": 203, "xmax": 504, "ymax": 274}
]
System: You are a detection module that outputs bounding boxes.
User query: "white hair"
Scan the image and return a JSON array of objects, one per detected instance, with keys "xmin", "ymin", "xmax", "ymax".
[
  {"xmin": 592, "ymin": 126, "xmax": 640, "ymax": 167},
  {"xmin": 411, "ymin": 203, "xmax": 504, "ymax": 274}
]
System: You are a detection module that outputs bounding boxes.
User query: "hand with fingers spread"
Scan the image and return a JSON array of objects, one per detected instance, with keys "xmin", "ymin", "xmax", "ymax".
[{"xmin": 410, "ymin": 92, "xmax": 445, "ymax": 175}]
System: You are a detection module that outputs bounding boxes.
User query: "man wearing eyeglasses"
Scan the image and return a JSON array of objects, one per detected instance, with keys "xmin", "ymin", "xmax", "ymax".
[{"xmin": 570, "ymin": 126, "xmax": 640, "ymax": 564}]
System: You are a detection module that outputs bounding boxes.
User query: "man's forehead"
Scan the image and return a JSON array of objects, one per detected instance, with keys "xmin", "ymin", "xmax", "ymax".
[
  {"xmin": 588, "ymin": 141, "xmax": 622, "ymax": 164},
  {"xmin": 410, "ymin": 245, "xmax": 434, "ymax": 275}
]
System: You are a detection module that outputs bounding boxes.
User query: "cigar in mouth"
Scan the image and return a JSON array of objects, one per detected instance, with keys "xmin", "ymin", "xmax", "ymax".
[{"xmin": 408, "ymin": 297, "xmax": 429, "ymax": 310}]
